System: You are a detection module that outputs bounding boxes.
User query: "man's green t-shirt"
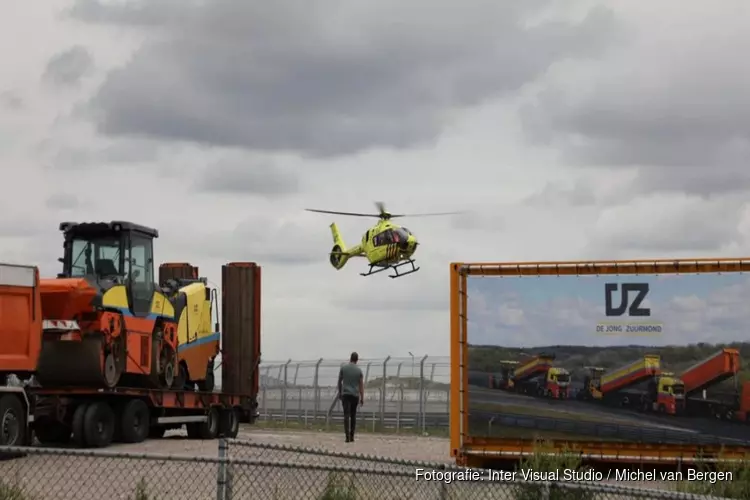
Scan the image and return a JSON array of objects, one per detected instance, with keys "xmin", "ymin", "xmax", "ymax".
[{"xmin": 339, "ymin": 363, "xmax": 363, "ymax": 397}]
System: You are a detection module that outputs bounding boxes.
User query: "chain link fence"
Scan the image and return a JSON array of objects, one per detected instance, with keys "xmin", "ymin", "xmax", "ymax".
[
  {"xmin": 0, "ymin": 442, "xmax": 743, "ymax": 499},
  {"xmin": 257, "ymin": 356, "xmax": 450, "ymax": 432}
]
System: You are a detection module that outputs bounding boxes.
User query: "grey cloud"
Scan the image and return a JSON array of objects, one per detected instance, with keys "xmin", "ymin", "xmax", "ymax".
[
  {"xmin": 196, "ymin": 160, "xmax": 299, "ymax": 197},
  {"xmin": 46, "ymin": 193, "xmax": 80, "ymax": 210},
  {"xmin": 194, "ymin": 215, "xmax": 329, "ymax": 265},
  {"xmin": 519, "ymin": 7, "xmax": 750, "ymax": 197},
  {"xmin": 451, "ymin": 211, "xmax": 505, "ymax": 231},
  {"xmin": 50, "ymin": 139, "xmax": 161, "ymax": 170},
  {"xmin": 73, "ymin": 0, "xmax": 622, "ymax": 157},
  {"xmin": 0, "ymin": 91, "xmax": 23, "ymax": 110},
  {"xmin": 522, "ymin": 179, "xmax": 598, "ymax": 208},
  {"xmin": 588, "ymin": 195, "xmax": 744, "ymax": 256},
  {"xmin": 43, "ymin": 46, "xmax": 94, "ymax": 86}
]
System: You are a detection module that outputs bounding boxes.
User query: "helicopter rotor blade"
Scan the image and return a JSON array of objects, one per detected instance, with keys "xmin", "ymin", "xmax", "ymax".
[
  {"xmin": 305, "ymin": 208, "xmax": 381, "ymax": 218},
  {"xmin": 388, "ymin": 211, "xmax": 464, "ymax": 218},
  {"xmin": 375, "ymin": 201, "xmax": 387, "ymax": 215}
]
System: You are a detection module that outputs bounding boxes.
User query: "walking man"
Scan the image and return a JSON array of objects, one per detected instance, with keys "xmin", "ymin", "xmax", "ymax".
[{"xmin": 338, "ymin": 352, "xmax": 364, "ymax": 443}]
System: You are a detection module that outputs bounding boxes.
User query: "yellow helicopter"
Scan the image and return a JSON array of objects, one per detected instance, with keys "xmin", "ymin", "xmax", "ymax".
[{"xmin": 305, "ymin": 202, "xmax": 458, "ymax": 279}]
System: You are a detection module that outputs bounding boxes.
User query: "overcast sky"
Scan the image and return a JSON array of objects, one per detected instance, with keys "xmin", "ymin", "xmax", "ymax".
[
  {"xmin": 2, "ymin": 1, "xmax": 749, "ymax": 363},
  {"xmin": 469, "ymin": 273, "xmax": 750, "ymax": 348}
]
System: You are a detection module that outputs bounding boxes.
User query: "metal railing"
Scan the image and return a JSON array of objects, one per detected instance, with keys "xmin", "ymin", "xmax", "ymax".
[
  {"xmin": 257, "ymin": 356, "xmax": 451, "ymax": 432},
  {"xmin": 0, "ymin": 441, "xmax": 740, "ymax": 499}
]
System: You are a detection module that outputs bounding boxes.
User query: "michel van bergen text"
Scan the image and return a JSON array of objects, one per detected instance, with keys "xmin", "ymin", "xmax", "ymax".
[{"xmin": 415, "ymin": 468, "xmax": 731, "ymax": 484}]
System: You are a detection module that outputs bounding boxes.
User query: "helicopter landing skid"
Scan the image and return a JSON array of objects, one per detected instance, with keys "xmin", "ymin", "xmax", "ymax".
[{"xmin": 360, "ymin": 259, "xmax": 420, "ymax": 279}]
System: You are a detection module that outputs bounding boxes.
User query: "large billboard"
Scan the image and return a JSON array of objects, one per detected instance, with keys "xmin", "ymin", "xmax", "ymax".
[{"xmin": 451, "ymin": 259, "xmax": 750, "ymax": 465}]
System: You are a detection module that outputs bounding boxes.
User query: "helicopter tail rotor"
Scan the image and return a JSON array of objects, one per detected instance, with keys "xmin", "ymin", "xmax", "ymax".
[{"xmin": 329, "ymin": 223, "xmax": 349, "ymax": 270}]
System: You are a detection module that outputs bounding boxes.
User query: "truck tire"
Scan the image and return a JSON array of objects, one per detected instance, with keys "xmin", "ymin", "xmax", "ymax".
[
  {"xmin": 83, "ymin": 402, "xmax": 115, "ymax": 448},
  {"xmin": 71, "ymin": 403, "xmax": 89, "ymax": 447},
  {"xmin": 120, "ymin": 399, "xmax": 150, "ymax": 444},
  {"xmin": 199, "ymin": 407, "xmax": 219, "ymax": 439},
  {"xmin": 219, "ymin": 408, "xmax": 239, "ymax": 438},
  {"xmin": 34, "ymin": 419, "xmax": 71, "ymax": 445},
  {"xmin": 0, "ymin": 394, "xmax": 25, "ymax": 446}
]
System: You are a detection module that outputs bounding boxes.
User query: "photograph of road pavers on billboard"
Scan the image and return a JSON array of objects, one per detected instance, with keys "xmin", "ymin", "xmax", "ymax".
[{"xmin": 466, "ymin": 269, "xmax": 750, "ymax": 447}]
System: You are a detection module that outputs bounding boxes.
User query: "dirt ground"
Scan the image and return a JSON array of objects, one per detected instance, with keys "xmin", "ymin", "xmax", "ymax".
[{"xmin": 0, "ymin": 426, "xmax": 698, "ymax": 499}]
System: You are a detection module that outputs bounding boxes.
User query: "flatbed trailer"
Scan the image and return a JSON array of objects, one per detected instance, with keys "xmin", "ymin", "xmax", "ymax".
[{"xmin": 0, "ymin": 382, "xmax": 257, "ymax": 447}]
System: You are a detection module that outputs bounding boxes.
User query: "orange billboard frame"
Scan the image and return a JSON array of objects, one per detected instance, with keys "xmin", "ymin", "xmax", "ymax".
[{"xmin": 450, "ymin": 258, "xmax": 750, "ymax": 468}]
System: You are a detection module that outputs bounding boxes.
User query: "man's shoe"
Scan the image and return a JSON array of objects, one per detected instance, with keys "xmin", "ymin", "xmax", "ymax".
[{"xmin": 345, "ymin": 435, "xmax": 351, "ymax": 443}]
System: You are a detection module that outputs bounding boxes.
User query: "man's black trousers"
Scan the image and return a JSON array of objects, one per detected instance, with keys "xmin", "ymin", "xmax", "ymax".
[{"xmin": 341, "ymin": 395, "xmax": 359, "ymax": 439}]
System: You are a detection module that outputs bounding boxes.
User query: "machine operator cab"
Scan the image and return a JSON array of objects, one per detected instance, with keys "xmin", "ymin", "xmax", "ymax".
[{"xmin": 58, "ymin": 220, "xmax": 158, "ymax": 317}]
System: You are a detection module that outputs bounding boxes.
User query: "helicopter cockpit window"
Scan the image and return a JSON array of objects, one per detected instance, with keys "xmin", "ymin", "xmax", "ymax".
[
  {"xmin": 393, "ymin": 228, "xmax": 408, "ymax": 242},
  {"xmin": 373, "ymin": 230, "xmax": 392, "ymax": 246}
]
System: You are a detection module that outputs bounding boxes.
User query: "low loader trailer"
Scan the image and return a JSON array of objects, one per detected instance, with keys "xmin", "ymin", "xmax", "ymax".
[{"xmin": 0, "ymin": 222, "xmax": 262, "ymax": 449}]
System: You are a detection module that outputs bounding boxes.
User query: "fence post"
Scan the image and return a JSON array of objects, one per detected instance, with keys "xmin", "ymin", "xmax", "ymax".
[
  {"xmin": 439, "ymin": 464, "xmax": 448, "ymax": 500},
  {"xmin": 396, "ymin": 386, "xmax": 403, "ymax": 433},
  {"xmin": 313, "ymin": 358, "xmax": 322, "ymax": 422},
  {"xmin": 381, "ymin": 356, "xmax": 390, "ymax": 429},
  {"xmin": 419, "ymin": 355, "xmax": 428, "ymax": 433},
  {"xmin": 282, "ymin": 359, "xmax": 291, "ymax": 424},
  {"xmin": 216, "ymin": 437, "xmax": 227, "ymax": 500}
]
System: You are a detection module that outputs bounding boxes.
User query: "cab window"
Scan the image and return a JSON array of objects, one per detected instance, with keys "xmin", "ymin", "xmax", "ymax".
[{"xmin": 129, "ymin": 234, "xmax": 155, "ymax": 316}]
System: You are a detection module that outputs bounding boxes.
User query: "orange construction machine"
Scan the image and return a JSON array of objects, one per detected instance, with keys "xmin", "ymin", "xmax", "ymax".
[
  {"xmin": 0, "ymin": 222, "xmax": 262, "ymax": 449},
  {"xmin": 33, "ymin": 221, "xmax": 220, "ymax": 390}
]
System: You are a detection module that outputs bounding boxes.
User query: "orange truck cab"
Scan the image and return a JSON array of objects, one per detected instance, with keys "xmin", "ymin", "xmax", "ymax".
[{"xmin": 544, "ymin": 367, "xmax": 571, "ymax": 399}]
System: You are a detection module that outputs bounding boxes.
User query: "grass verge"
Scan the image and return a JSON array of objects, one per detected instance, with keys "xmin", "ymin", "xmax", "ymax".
[
  {"xmin": 0, "ymin": 476, "xmax": 35, "ymax": 500},
  {"xmin": 674, "ymin": 450, "xmax": 750, "ymax": 498},
  {"xmin": 511, "ymin": 440, "xmax": 597, "ymax": 500}
]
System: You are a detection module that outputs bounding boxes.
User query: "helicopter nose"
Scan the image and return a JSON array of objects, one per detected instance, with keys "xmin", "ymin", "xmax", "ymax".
[{"xmin": 405, "ymin": 235, "xmax": 418, "ymax": 252}]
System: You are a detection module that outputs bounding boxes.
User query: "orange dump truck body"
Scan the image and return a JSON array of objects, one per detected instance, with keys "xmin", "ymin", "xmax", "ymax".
[
  {"xmin": 680, "ymin": 348, "xmax": 740, "ymax": 396},
  {"xmin": 0, "ymin": 263, "xmax": 42, "ymax": 374}
]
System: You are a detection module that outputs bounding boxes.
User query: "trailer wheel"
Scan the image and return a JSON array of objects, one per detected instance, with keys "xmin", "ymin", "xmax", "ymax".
[
  {"xmin": 199, "ymin": 407, "xmax": 220, "ymax": 439},
  {"xmin": 83, "ymin": 402, "xmax": 115, "ymax": 448},
  {"xmin": 71, "ymin": 403, "xmax": 89, "ymax": 447},
  {"xmin": 120, "ymin": 399, "xmax": 150, "ymax": 444},
  {"xmin": 0, "ymin": 395, "xmax": 25, "ymax": 446},
  {"xmin": 34, "ymin": 419, "xmax": 71, "ymax": 445},
  {"xmin": 220, "ymin": 409, "xmax": 240, "ymax": 438}
]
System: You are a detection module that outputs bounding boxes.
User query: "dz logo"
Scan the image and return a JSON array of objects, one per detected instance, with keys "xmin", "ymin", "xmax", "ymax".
[{"xmin": 604, "ymin": 283, "xmax": 650, "ymax": 317}]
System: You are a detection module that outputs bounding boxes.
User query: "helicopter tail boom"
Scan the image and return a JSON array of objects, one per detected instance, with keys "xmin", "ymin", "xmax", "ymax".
[{"xmin": 329, "ymin": 222, "xmax": 350, "ymax": 270}]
